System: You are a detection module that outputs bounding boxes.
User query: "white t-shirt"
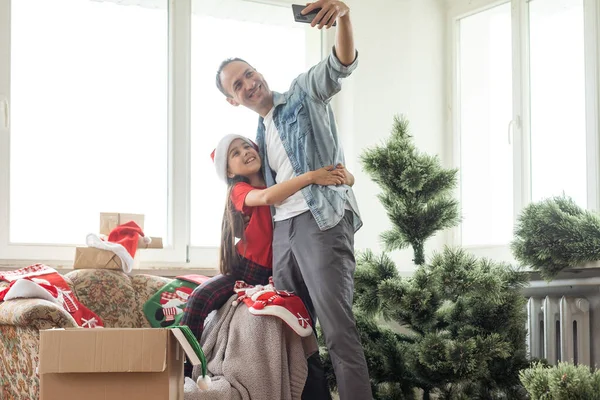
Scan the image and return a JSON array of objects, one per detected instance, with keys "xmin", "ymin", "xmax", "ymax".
[{"xmin": 263, "ymin": 107, "xmax": 310, "ymax": 221}]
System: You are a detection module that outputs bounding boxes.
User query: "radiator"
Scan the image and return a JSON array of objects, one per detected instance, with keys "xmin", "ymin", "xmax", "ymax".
[{"xmin": 526, "ymin": 296, "xmax": 590, "ymax": 365}]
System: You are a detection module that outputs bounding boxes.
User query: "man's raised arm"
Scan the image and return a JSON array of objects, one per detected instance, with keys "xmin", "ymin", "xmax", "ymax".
[
  {"xmin": 295, "ymin": 0, "xmax": 357, "ymax": 102},
  {"xmin": 302, "ymin": 0, "xmax": 355, "ymax": 65}
]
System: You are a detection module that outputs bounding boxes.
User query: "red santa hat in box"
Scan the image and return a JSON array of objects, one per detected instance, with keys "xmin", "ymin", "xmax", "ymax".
[{"xmin": 86, "ymin": 221, "xmax": 151, "ymax": 274}]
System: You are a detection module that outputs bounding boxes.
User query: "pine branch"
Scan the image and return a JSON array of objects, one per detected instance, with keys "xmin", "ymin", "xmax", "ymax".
[
  {"xmin": 512, "ymin": 195, "xmax": 600, "ymax": 280},
  {"xmin": 354, "ymin": 250, "xmax": 403, "ymax": 317}
]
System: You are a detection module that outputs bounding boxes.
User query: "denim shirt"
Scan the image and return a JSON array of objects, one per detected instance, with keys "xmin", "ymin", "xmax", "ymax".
[{"xmin": 255, "ymin": 48, "xmax": 362, "ymax": 233}]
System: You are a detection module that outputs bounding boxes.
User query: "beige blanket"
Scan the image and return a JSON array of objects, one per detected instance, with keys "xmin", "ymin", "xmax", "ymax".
[{"xmin": 184, "ymin": 295, "xmax": 317, "ymax": 400}]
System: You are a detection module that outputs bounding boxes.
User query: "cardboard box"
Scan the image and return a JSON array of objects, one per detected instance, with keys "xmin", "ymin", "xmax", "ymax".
[
  {"xmin": 139, "ymin": 236, "xmax": 164, "ymax": 249},
  {"xmin": 73, "ymin": 238, "xmax": 161, "ymax": 271},
  {"xmin": 39, "ymin": 328, "xmax": 200, "ymax": 400},
  {"xmin": 99, "ymin": 213, "xmax": 163, "ymax": 249},
  {"xmin": 99, "ymin": 212, "xmax": 145, "ymax": 236},
  {"xmin": 73, "ymin": 247, "xmax": 123, "ymax": 270}
]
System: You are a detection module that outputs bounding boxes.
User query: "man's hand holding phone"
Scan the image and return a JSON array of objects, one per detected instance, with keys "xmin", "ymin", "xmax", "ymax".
[{"xmin": 292, "ymin": 0, "xmax": 349, "ymax": 29}]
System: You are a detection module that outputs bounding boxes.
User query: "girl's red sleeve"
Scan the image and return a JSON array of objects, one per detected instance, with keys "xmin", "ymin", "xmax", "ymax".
[{"xmin": 230, "ymin": 182, "xmax": 255, "ymax": 214}]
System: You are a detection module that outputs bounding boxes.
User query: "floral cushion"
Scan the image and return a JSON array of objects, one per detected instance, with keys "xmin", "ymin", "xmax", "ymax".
[
  {"xmin": 0, "ymin": 299, "xmax": 77, "ymax": 330},
  {"xmin": 0, "ymin": 326, "xmax": 41, "ymax": 400},
  {"xmin": 63, "ymin": 269, "xmax": 173, "ymax": 328},
  {"xmin": 65, "ymin": 269, "xmax": 138, "ymax": 328},
  {"xmin": 131, "ymin": 274, "xmax": 173, "ymax": 328}
]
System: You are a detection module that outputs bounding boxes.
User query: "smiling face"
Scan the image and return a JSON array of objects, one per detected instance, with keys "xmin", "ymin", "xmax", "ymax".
[
  {"xmin": 226, "ymin": 139, "xmax": 262, "ymax": 179},
  {"xmin": 219, "ymin": 60, "xmax": 273, "ymax": 116}
]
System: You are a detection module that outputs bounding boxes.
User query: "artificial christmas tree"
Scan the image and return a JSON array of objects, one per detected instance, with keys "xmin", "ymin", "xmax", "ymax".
[
  {"xmin": 360, "ymin": 115, "xmax": 459, "ymax": 266},
  {"xmin": 320, "ymin": 115, "xmax": 529, "ymax": 399}
]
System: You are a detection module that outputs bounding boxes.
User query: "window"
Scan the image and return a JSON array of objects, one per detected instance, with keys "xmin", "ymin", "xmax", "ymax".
[
  {"xmin": 529, "ymin": 0, "xmax": 586, "ymax": 205},
  {"xmin": 0, "ymin": 0, "xmax": 321, "ymax": 267},
  {"xmin": 451, "ymin": 0, "xmax": 598, "ymax": 260},
  {"xmin": 9, "ymin": 0, "xmax": 169, "ymax": 245},
  {"xmin": 457, "ymin": 3, "xmax": 513, "ymax": 247}
]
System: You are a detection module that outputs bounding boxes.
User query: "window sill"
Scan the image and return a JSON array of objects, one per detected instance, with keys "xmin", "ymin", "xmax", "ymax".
[{"xmin": 0, "ymin": 260, "xmax": 218, "ymax": 278}]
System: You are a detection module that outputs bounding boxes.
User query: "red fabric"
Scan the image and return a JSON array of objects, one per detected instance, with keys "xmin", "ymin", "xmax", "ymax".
[
  {"xmin": 230, "ymin": 182, "xmax": 273, "ymax": 269},
  {"xmin": 176, "ymin": 274, "xmax": 211, "ymax": 286},
  {"xmin": 107, "ymin": 221, "xmax": 146, "ymax": 258},
  {"xmin": 0, "ymin": 264, "xmax": 104, "ymax": 328},
  {"xmin": 0, "ymin": 263, "xmax": 53, "ymax": 282},
  {"xmin": 233, "ymin": 279, "xmax": 313, "ymax": 337}
]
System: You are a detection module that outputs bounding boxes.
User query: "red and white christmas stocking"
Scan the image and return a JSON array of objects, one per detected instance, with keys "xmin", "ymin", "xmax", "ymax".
[
  {"xmin": 233, "ymin": 277, "xmax": 313, "ymax": 337},
  {"xmin": 0, "ymin": 264, "xmax": 103, "ymax": 328}
]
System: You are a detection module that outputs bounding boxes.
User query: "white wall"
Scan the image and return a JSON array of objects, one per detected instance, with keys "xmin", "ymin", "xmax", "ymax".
[{"xmin": 332, "ymin": 0, "xmax": 448, "ymax": 274}]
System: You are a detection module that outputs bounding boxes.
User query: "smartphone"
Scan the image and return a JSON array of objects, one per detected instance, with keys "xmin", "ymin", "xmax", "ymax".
[{"xmin": 292, "ymin": 4, "xmax": 337, "ymax": 27}]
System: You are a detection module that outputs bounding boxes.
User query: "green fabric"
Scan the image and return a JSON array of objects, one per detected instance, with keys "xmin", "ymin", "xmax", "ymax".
[
  {"xmin": 143, "ymin": 278, "xmax": 198, "ymax": 328},
  {"xmin": 168, "ymin": 325, "xmax": 207, "ymax": 378}
]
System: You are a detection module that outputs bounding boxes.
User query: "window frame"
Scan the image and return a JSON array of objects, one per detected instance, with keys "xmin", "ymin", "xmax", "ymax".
[
  {"xmin": 0, "ymin": 0, "xmax": 323, "ymax": 273},
  {"xmin": 448, "ymin": 0, "xmax": 600, "ymax": 263}
]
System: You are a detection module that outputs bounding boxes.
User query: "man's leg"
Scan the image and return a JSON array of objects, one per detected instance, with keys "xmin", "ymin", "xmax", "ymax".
[
  {"xmin": 273, "ymin": 217, "xmax": 332, "ymax": 400},
  {"xmin": 290, "ymin": 210, "xmax": 373, "ymax": 400}
]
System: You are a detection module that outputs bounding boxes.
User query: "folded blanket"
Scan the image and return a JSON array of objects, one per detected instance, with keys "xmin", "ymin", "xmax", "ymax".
[{"xmin": 185, "ymin": 295, "xmax": 317, "ymax": 400}]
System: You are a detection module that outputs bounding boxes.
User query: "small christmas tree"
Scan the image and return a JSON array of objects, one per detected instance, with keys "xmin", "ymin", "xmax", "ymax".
[
  {"xmin": 320, "ymin": 115, "xmax": 529, "ymax": 399},
  {"xmin": 360, "ymin": 115, "xmax": 459, "ymax": 265}
]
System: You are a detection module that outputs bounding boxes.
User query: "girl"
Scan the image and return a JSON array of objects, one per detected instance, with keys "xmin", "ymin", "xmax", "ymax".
[{"xmin": 181, "ymin": 133, "xmax": 353, "ymax": 377}]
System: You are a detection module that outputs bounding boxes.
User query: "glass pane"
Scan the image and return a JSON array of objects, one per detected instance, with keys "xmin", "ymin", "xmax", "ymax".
[
  {"xmin": 190, "ymin": 9, "xmax": 309, "ymax": 247},
  {"xmin": 459, "ymin": 3, "xmax": 513, "ymax": 246},
  {"xmin": 529, "ymin": 0, "xmax": 586, "ymax": 206},
  {"xmin": 9, "ymin": 0, "xmax": 168, "ymax": 245}
]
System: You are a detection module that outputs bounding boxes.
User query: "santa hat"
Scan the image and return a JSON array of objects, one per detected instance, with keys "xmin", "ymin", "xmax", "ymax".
[
  {"xmin": 86, "ymin": 221, "xmax": 151, "ymax": 274},
  {"xmin": 210, "ymin": 134, "xmax": 258, "ymax": 183}
]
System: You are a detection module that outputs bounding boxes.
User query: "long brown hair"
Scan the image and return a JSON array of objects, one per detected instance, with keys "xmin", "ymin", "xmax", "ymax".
[{"xmin": 219, "ymin": 175, "xmax": 249, "ymax": 275}]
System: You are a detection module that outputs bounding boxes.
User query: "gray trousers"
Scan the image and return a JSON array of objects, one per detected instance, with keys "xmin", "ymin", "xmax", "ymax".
[{"xmin": 273, "ymin": 210, "xmax": 373, "ymax": 400}]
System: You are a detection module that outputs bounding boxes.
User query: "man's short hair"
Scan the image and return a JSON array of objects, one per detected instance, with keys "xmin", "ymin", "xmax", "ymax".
[{"xmin": 216, "ymin": 57, "xmax": 253, "ymax": 97}]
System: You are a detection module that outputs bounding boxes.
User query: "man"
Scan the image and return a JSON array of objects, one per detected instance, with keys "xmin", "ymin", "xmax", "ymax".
[{"xmin": 216, "ymin": 1, "xmax": 372, "ymax": 399}]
